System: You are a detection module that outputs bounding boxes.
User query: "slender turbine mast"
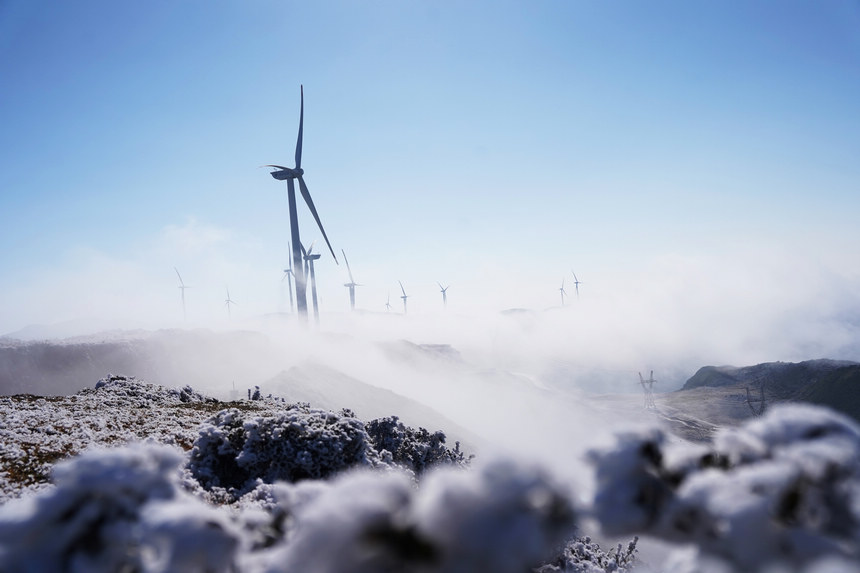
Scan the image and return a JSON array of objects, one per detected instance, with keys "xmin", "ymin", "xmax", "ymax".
[
  {"xmin": 559, "ymin": 278, "xmax": 567, "ymax": 306},
  {"xmin": 225, "ymin": 287, "xmax": 237, "ymax": 319},
  {"xmin": 437, "ymin": 282, "xmax": 449, "ymax": 309},
  {"xmin": 282, "ymin": 241, "xmax": 295, "ymax": 313},
  {"xmin": 571, "ymin": 270, "xmax": 582, "ymax": 299},
  {"xmin": 174, "ymin": 267, "xmax": 189, "ymax": 321},
  {"xmin": 398, "ymin": 280, "xmax": 408, "ymax": 314},
  {"xmin": 265, "ymin": 85, "xmax": 338, "ymax": 323},
  {"xmin": 342, "ymin": 249, "xmax": 362, "ymax": 311},
  {"xmin": 301, "ymin": 242, "xmax": 322, "ymax": 326}
]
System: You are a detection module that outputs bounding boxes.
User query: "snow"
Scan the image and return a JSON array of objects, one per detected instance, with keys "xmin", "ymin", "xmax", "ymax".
[{"xmin": 2, "ymin": 374, "xmax": 860, "ymax": 571}]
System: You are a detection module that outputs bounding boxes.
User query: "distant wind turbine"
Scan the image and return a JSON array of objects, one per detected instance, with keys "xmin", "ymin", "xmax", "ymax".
[
  {"xmin": 174, "ymin": 267, "xmax": 189, "ymax": 321},
  {"xmin": 342, "ymin": 249, "xmax": 362, "ymax": 311},
  {"xmin": 225, "ymin": 287, "xmax": 237, "ymax": 319},
  {"xmin": 385, "ymin": 292, "xmax": 392, "ymax": 312},
  {"xmin": 398, "ymin": 281, "xmax": 408, "ymax": 314},
  {"xmin": 571, "ymin": 270, "xmax": 582, "ymax": 299},
  {"xmin": 559, "ymin": 278, "xmax": 567, "ymax": 306},
  {"xmin": 437, "ymin": 282, "xmax": 449, "ymax": 309},
  {"xmin": 301, "ymin": 242, "xmax": 322, "ymax": 325},
  {"xmin": 281, "ymin": 241, "xmax": 295, "ymax": 313},
  {"xmin": 265, "ymin": 85, "xmax": 338, "ymax": 323}
]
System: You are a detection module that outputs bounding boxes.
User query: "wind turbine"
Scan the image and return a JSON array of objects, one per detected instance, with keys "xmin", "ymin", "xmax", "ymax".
[
  {"xmin": 174, "ymin": 267, "xmax": 189, "ymax": 321},
  {"xmin": 341, "ymin": 249, "xmax": 362, "ymax": 311},
  {"xmin": 385, "ymin": 292, "xmax": 392, "ymax": 312},
  {"xmin": 225, "ymin": 287, "xmax": 237, "ymax": 319},
  {"xmin": 571, "ymin": 270, "xmax": 582, "ymax": 299},
  {"xmin": 301, "ymin": 242, "xmax": 322, "ymax": 325},
  {"xmin": 281, "ymin": 241, "xmax": 295, "ymax": 313},
  {"xmin": 437, "ymin": 282, "xmax": 449, "ymax": 309},
  {"xmin": 265, "ymin": 85, "xmax": 338, "ymax": 323},
  {"xmin": 398, "ymin": 281, "xmax": 408, "ymax": 314},
  {"xmin": 559, "ymin": 278, "xmax": 567, "ymax": 306}
]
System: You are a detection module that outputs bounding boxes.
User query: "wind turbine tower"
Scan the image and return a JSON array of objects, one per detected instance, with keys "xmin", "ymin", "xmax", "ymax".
[
  {"xmin": 301, "ymin": 242, "xmax": 322, "ymax": 325},
  {"xmin": 342, "ymin": 249, "xmax": 362, "ymax": 311},
  {"xmin": 571, "ymin": 270, "xmax": 582, "ymax": 300},
  {"xmin": 225, "ymin": 287, "xmax": 237, "ymax": 319},
  {"xmin": 282, "ymin": 241, "xmax": 295, "ymax": 313},
  {"xmin": 265, "ymin": 85, "xmax": 338, "ymax": 323},
  {"xmin": 398, "ymin": 281, "xmax": 409, "ymax": 314},
  {"xmin": 437, "ymin": 282, "xmax": 449, "ymax": 309},
  {"xmin": 174, "ymin": 267, "xmax": 189, "ymax": 321}
]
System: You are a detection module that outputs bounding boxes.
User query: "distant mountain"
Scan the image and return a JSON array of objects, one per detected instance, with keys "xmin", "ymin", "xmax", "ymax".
[
  {"xmin": 681, "ymin": 359, "xmax": 860, "ymax": 422},
  {"xmin": 261, "ymin": 362, "xmax": 480, "ymax": 452}
]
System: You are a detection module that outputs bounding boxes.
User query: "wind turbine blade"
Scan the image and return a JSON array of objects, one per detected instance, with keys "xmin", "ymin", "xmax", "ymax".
[
  {"xmin": 398, "ymin": 280, "xmax": 406, "ymax": 296},
  {"xmin": 295, "ymin": 85, "xmax": 304, "ymax": 169},
  {"xmin": 174, "ymin": 267, "xmax": 184, "ymax": 286},
  {"xmin": 297, "ymin": 175, "xmax": 338, "ymax": 263},
  {"xmin": 342, "ymin": 249, "xmax": 355, "ymax": 283},
  {"xmin": 287, "ymin": 242, "xmax": 292, "ymax": 270},
  {"xmin": 300, "ymin": 242, "xmax": 307, "ymax": 257},
  {"xmin": 264, "ymin": 164, "xmax": 291, "ymax": 170}
]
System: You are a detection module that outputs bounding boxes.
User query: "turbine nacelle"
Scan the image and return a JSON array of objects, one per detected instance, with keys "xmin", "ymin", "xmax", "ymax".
[{"xmin": 267, "ymin": 165, "xmax": 304, "ymax": 180}]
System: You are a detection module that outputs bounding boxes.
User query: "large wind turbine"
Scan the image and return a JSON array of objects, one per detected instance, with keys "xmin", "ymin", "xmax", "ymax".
[
  {"xmin": 571, "ymin": 270, "xmax": 582, "ymax": 299},
  {"xmin": 559, "ymin": 278, "xmax": 567, "ymax": 306},
  {"xmin": 301, "ymin": 242, "xmax": 322, "ymax": 325},
  {"xmin": 437, "ymin": 282, "xmax": 449, "ymax": 309},
  {"xmin": 265, "ymin": 85, "xmax": 338, "ymax": 323},
  {"xmin": 225, "ymin": 287, "xmax": 237, "ymax": 319},
  {"xmin": 281, "ymin": 241, "xmax": 295, "ymax": 313},
  {"xmin": 398, "ymin": 281, "xmax": 408, "ymax": 314},
  {"xmin": 174, "ymin": 267, "xmax": 189, "ymax": 320},
  {"xmin": 342, "ymin": 249, "xmax": 362, "ymax": 311}
]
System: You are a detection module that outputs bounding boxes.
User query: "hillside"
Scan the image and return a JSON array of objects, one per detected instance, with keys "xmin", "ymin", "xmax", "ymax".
[{"xmin": 680, "ymin": 359, "xmax": 860, "ymax": 422}]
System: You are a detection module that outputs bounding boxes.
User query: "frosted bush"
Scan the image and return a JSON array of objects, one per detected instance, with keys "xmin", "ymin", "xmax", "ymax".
[
  {"xmin": 188, "ymin": 406, "xmax": 383, "ymax": 499},
  {"xmin": 365, "ymin": 415, "xmax": 472, "ymax": 476},
  {"xmin": 0, "ymin": 443, "xmax": 242, "ymax": 573},
  {"xmin": 588, "ymin": 404, "xmax": 860, "ymax": 570},
  {"xmin": 265, "ymin": 457, "xmax": 578, "ymax": 573}
]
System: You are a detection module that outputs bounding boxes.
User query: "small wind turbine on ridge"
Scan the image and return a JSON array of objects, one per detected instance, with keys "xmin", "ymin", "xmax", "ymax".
[
  {"xmin": 437, "ymin": 282, "xmax": 449, "ymax": 309},
  {"xmin": 398, "ymin": 281, "xmax": 408, "ymax": 314},
  {"xmin": 342, "ymin": 249, "xmax": 362, "ymax": 311},
  {"xmin": 174, "ymin": 267, "xmax": 190, "ymax": 321},
  {"xmin": 225, "ymin": 287, "xmax": 237, "ymax": 319},
  {"xmin": 264, "ymin": 85, "xmax": 338, "ymax": 324},
  {"xmin": 301, "ymin": 242, "xmax": 322, "ymax": 325},
  {"xmin": 282, "ymin": 241, "xmax": 295, "ymax": 313},
  {"xmin": 385, "ymin": 292, "xmax": 391, "ymax": 312},
  {"xmin": 559, "ymin": 278, "xmax": 567, "ymax": 306},
  {"xmin": 571, "ymin": 270, "xmax": 582, "ymax": 300}
]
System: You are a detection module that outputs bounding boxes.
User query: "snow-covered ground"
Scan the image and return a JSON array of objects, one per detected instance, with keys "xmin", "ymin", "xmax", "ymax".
[{"xmin": 2, "ymin": 371, "xmax": 859, "ymax": 572}]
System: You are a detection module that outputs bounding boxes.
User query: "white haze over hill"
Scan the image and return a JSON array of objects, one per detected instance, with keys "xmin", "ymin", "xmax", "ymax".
[{"xmin": 3, "ymin": 216, "xmax": 858, "ymax": 376}]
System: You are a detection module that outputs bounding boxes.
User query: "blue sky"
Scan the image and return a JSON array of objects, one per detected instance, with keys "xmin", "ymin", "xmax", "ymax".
[{"xmin": 1, "ymin": 1, "xmax": 860, "ymax": 364}]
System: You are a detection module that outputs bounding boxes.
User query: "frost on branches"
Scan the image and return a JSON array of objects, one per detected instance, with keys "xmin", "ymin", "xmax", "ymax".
[
  {"xmin": 588, "ymin": 403, "xmax": 860, "ymax": 570},
  {"xmin": 0, "ymin": 444, "xmax": 578, "ymax": 573}
]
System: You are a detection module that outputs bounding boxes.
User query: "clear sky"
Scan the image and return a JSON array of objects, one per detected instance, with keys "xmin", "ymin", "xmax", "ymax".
[{"xmin": 1, "ymin": 1, "xmax": 860, "ymax": 365}]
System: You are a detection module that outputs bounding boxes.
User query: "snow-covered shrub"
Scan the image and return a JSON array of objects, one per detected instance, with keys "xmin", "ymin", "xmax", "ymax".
[
  {"xmin": 366, "ymin": 415, "xmax": 472, "ymax": 476},
  {"xmin": 536, "ymin": 535, "xmax": 638, "ymax": 573},
  {"xmin": 264, "ymin": 457, "xmax": 578, "ymax": 573},
  {"xmin": 588, "ymin": 404, "xmax": 860, "ymax": 570},
  {"xmin": 0, "ymin": 442, "xmax": 242, "ymax": 573},
  {"xmin": 188, "ymin": 406, "xmax": 383, "ymax": 499}
]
